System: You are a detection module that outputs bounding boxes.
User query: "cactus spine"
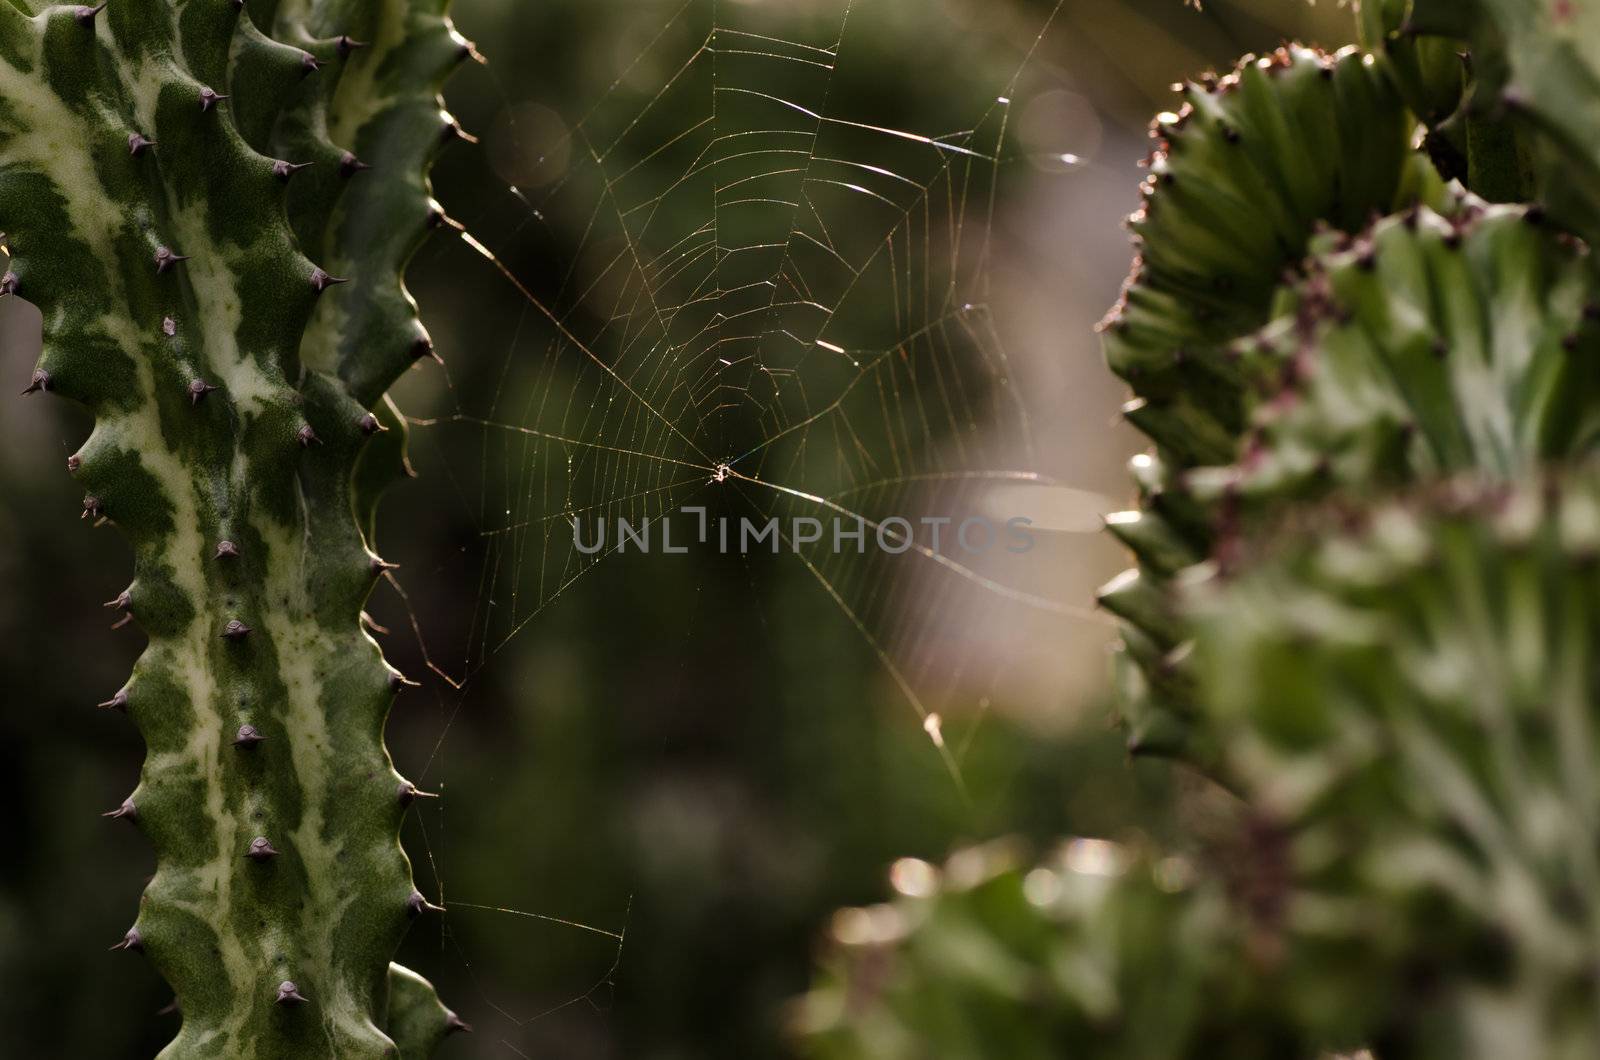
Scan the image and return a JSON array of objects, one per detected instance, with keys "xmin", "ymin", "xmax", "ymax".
[{"xmin": 2, "ymin": 1, "xmax": 469, "ymax": 1054}]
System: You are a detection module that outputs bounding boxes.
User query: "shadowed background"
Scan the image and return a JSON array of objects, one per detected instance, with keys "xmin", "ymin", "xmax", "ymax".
[{"xmin": 0, "ymin": 1, "xmax": 1349, "ymax": 1056}]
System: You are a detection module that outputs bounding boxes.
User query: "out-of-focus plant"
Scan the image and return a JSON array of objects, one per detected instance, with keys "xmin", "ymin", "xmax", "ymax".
[{"xmin": 802, "ymin": 3, "xmax": 1600, "ymax": 1055}]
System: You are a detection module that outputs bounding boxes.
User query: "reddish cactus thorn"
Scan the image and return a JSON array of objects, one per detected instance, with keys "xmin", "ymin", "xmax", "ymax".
[
  {"xmin": 397, "ymin": 780, "xmax": 439, "ymax": 807},
  {"xmin": 82, "ymin": 495, "xmax": 103, "ymax": 519},
  {"xmin": 104, "ymin": 590, "xmax": 131, "ymax": 611},
  {"xmin": 445, "ymin": 1013, "xmax": 473, "ymax": 1035},
  {"xmin": 389, "ymin": 672, "xmax": 420, "ymax": 693},
  {"xmin": 370, "ymin": 556, "xmax": 400, "ymax": 576},
  {"xmin": 161, "ymin": 316, "xmax": 177, "ymax": 337},
  {"xmin": 338, "ymin": 151, "xmax": 371, "ymax": 177},
  {"xmin": 357, "ymin": 412, "xmax": 387, "ymax": 435},
  {"xmin": 103, "ymin": 798, "xmax": 137, "ymax": 821},
  {"xmin": 66, "ymin": 454, "xmax": 81, "ymax": 473},
  {"xmin": 21, "ymin": 368, "xmax": 49, "ymax": 394},
  {"xmin": 308, "ymin": 268, "xmax": 347, "ymax": 293},
  {"xmin": 188, "ymin": 379, "xmax": 218, "ymax": 404},
  {"xmin": 299, "ymin": 52, "xmax": 321, "ymax": 76},
  {"xmin": 246, "ymin": 837, "xmax": 279, "ymax": 861},
  {"xmin": 0, "ymin": 272, "xmax": 17, "ymax": 295},
  {"xmin": 110, "ymin": 928, "xmax": 143, "ymax": 952},
  {"xmin": 127, "ymin": 132, "xmax": 155, "ymax": 157},
  {"xmin": 198, "ymin": 86, "xmax": 229, "ymax": 111},
  {"xmin": 296, "ymin": 423, "xmax": 321, "ymax": 447},
  {"xmin": 156, "ymin": 1000, "xmax": 179, "ymax": 1017},
  {"xmin": 215, "ymin": 539, "xmax": 240, "ymax": 560},
  {"xmin": 234, "ymin": 724, "xmax": 264, "ymax": 748},
  {"xmin": 98, "ymin": 690, "xmax": 129, "ymax": 712},
  {"xmin": 73, "ymin": 3, "xmax": 106, "ymax": 27},
  {"xmin": 153, "ymin": 246, "xmax": 189, "ymax": 273},
  {"xmin": 335, "ymin": 35, "xmax": 367, "ymax": 58},
  {"xmin": 221, "ymin": 619, "xmax": 252, "ymax": 641},
  {"xmin": 275, "ymin": 981, "xmax": 307, "ymax": 1006},
  {"xmin": 271, "ymin": 159, "xmax": 312, "ymax": 182}
]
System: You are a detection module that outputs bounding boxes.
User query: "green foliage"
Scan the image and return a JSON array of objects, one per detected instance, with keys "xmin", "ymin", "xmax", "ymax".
[
  {"xmin": 1397, "ymin": 0, "xmax": 1600, "ymax": 229},
  {"xmin": 1192, "ymin": 473, "xmax": 1600, "ymax": 1058},
  {"xmin": 1099, "ymin": 41, "xmax": 1444, "ymax": 762},
  {"xmin": 0, "ymin": 1, "xmax": 467, "ymax": 1054},
  {"xmin": 1202, "ymin": 197, "xmax": 1600, "ymax": 506},
  {"xmin": 807, "ymin": 4, "xmax": 1600, "ymax": 1058},
  {"xmin": 800, "ymin": 840, "xmax": 1311, "ymax": 1060}
]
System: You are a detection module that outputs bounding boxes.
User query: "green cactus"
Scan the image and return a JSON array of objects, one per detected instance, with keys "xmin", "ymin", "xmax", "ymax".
[
  {"xmin": 820, "ymin": 474, "xmax": 1600, "ymax": 1059},
  {"xmin": 807, "ymin": 4, "xmax": 1600, "ymax": 1057},
  {"xmin": 1096, "ymin": 43, "xmax": 1447, "ymax": 762},
  {"xmin": 1190, "ymin": 473, "xmax": 1600, "ymax": 1058},
  {"xmin": 1387, "ymin": 0, "xmax": 1600, "ymax": 235},
  {"xmin": 1188, "ymin": 196, "xmax": 1600, "ymax": 514},
  {"xmin": 1, "ymin": 1, "xmax": 469, "ymax": 1054},
  {"xmin": 799, "ymin": 840, "xmax": 1325, "ymax": 1060}
]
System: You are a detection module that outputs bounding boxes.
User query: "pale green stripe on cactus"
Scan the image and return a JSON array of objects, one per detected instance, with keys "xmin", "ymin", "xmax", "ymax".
[{"xmin": 1, "ymin": 1, "xmax": 470, "ymax": 1055}]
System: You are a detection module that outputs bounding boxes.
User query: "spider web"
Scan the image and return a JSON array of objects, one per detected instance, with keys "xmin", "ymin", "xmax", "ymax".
[{"xmin": 384, "ymin": 0, "xmax": 1106, "ymax": 1041}]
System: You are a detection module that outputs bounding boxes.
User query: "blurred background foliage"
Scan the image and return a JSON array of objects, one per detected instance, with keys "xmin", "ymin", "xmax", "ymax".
[{"xmin": 0, "ymin": 0, "xmax": 1353, "ymax": 1056}]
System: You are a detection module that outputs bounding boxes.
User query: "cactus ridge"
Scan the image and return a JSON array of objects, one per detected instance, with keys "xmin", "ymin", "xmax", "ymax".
[
  {"xmin": 1099, "ymin": 42, "xmax": 1446, "ymax": 761},
  {"xmin": 0, "ymin": 1, "xmax": 469, "ymax": 1054},
  {"xmin": 1110, "ymin": 192, "xmax": 1600, "ymax": 765},
  {"xmin": 810, "ymin": 6, "xmax": 1600, "ymax": 1057},
  {"xmin": 1189, "ymin": 470, "xmax": 1600, "ymax": 1058},
  {"xmin": 1390, "ymin": 0, "xmax": 1600, "ymax": 236},
  {"xmin": 808, "ymin": 472, "xmax": 1600, "ymax": 1059},
  {"xmin": 1205, "ymin": 196, "xmax": 1600, "ymax": 511}
]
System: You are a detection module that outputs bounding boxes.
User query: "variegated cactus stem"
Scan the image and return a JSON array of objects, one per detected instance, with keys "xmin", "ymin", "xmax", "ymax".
[{"xmin": 1, "ymin": 1, "xmax": 475, "ymax": 1055}]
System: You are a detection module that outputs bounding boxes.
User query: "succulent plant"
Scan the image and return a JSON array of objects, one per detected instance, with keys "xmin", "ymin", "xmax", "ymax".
[
  {"xmin": 1098, "ymin": 41, "xmax": 1447, "ymax": 762},
  {"xmin": 1397, "ymin": 0, "xmax": 1600, "ymax": 238},
  {"xmin": 1190, "ymin": 473, "xmax": 1600, "ymax": 1059},
  {"xmin": 807, "ymin": 4, "xmax": 1600, "ymax": 1057},
  {"xmin": 799, "ymin": 839, "xmax": 1314, "ymax": 1060},
  {"xmin": 1, "ymin": 1, "xmax": 471, "ymax": 1054}
]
